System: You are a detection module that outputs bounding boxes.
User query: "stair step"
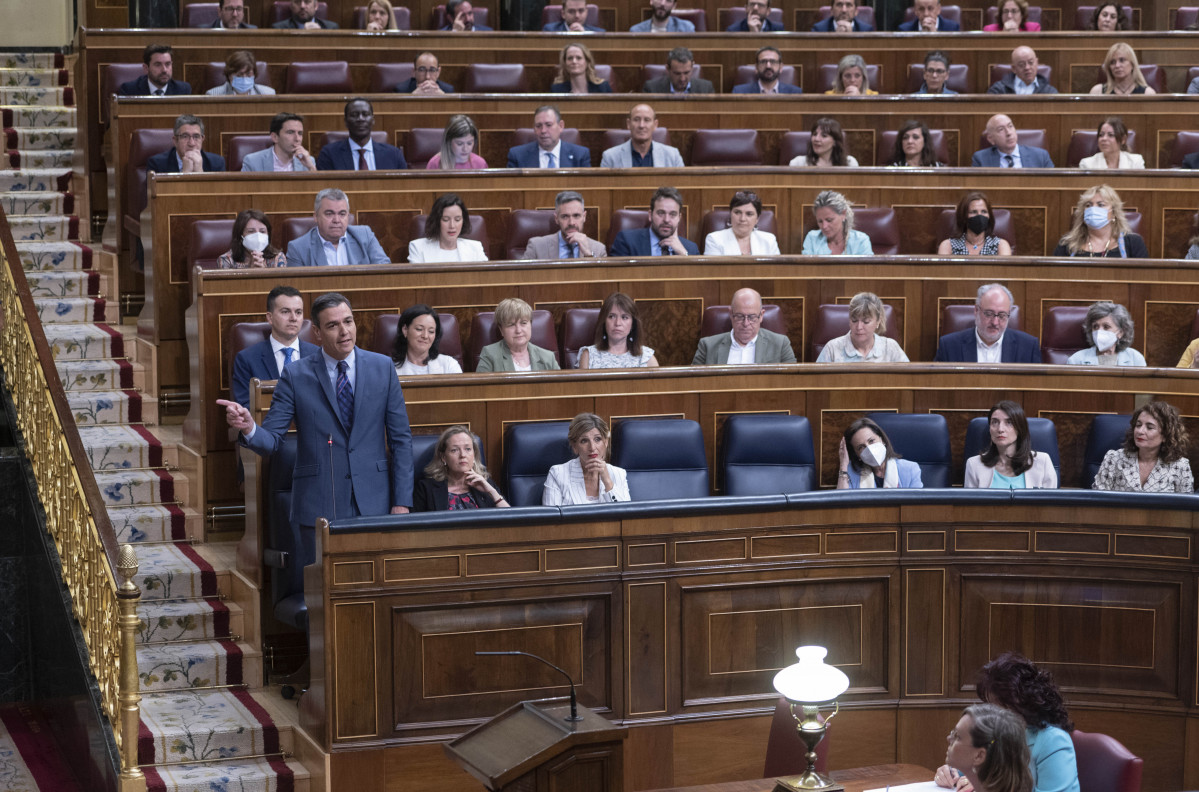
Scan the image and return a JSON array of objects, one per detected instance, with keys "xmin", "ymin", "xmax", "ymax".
[
  {"xmin": 43, "ymin": 322, "xmax": 124, "ymax": 360},
  {"xmin": 27, "ymin": 269, "xmax": 100, "ymax": 299},
  {"xmin": 0, "ymin": 167, "xmax": 70, "ymax": 192},
  {"xmin": 132, "ymin": 542, "xmax": 220, "ymax": 600},
  {"xmin": 66, "ymin": 390, "xmax": 147, "ymax": 426},
  {"xmin": 3, "ymin": 126, "xmax": 77, "ymax": 150},
  {"xmin": 144, "ymin": 756, "xmax": 308, "ymax": 792},
  {"xmin": 9, "ymin": 214, "xmax": 78, "ymax": 242},
  {"xmin": 93, "ymin": 467, "xmax": 186, "ymax": 509},
  {"xmin": 78, "ymin": 424, "xmax": 166, "ymax": 470},
  {"xmin": 53, "ymin": 357, "xmax": 136, "ymax": 392},
  {"xmin": 35, "ymin": 295, "xmax": 112, "ymax": 324},
  {"xmin": 5, "ymin": 148, "xmax": 75, "ymax": 169},
  {"xmin": 138, "ymin": 598, "xmax": 240, "ymax": 645},
  {"xmin": 136, "ymin": 640, "xmax": 258, "ymax": 692},
  {"xmin": 0, "ymin": 54, "xmax": 65, "ymax": 70},
  {"xmin": 0, "ymin": 68, "xmax": 69, "ymax": 87},
  {"xmin": 0, "ymin": 85, "xmax": 74, "ymax": 106},
  {"xmin": 0, "ymin": 189, "xmax": 73, "ymax": 216},
  {"xmin": 138, "ymin": 688, "xmax": 288, "ymax": 766},
  {"xmin": 109, "ymin": 503, "xmax": 194, "ymax": 544},
  {"xmin": 1, "ymin": 106, "xmax": 76, "ymax": 129},
  {"xmin": 13, "ymin": 240, "xmax": 90, "ymax": 271}
]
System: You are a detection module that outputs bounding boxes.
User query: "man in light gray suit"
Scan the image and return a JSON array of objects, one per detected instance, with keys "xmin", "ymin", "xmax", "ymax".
[
  {"xmin": 692, "ymin": 288, "xmax": 797, "ymax": 365},
  {"xmin": 287, "ymin": 188, "xmax": 391, "ymax": 267},
  {"xmin": 524, "ymin": 191, "xmax": 607, "ymax": 260},
  {"xmin": 600, "ymin": 104, "xmax": 685, "ymax": 168},
  {"xmin": 241, "ymin": 112, "xmax": 316, "ymax": 172}
]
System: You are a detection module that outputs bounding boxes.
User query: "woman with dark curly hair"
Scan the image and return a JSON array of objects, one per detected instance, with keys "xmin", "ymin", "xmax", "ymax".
[
  {"xmin": 1092, "ymin": 402, "xmax": 1194, "ymax": 492},
  {"xmin": 935, "ymin": 653, "xmax": 1078, "ymax": 792}
]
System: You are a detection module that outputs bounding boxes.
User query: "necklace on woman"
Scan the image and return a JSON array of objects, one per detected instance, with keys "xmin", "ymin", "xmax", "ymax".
[{"xmin": 1086, "ymin": 235, "xmax": 1113, "ymax": 254}]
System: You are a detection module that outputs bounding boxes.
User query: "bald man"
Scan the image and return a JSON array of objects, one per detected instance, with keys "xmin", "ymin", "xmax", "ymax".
[
  {"xmin": 692, "ymin": 288, "xmax": 796, "ymax": 365},
  {"xmin": 971, "ymin": 114, "xmax": 1054, "ymax": 168},
  {"xmin": 600, "ymin": 104, "xmax": 685, "ymax": 168},
  {"xmin": 987, "ymin": 46, "xmax": 1058, "ymax": 94}
]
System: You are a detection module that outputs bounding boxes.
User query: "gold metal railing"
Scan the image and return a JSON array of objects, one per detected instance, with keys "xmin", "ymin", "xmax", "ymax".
[{"xmin": 0, "ymin": 209, "xmax": 144, "ymax": 789}]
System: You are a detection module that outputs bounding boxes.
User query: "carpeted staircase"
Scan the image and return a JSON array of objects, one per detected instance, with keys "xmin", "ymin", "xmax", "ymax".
[{"xmin": 2, "ymin": 51, "xmax": 308, "ymax": 791}]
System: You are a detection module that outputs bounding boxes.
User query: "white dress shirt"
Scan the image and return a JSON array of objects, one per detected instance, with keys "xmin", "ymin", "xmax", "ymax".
[
  {"xmin": 320, "ymin": 233, "xmax": 350, "ymax": 267},
  {"xmin": 727, "ymin": 332, "xmax": 757, "ymax": 364},
  {"xmin": 540, "ymin": 142, "xmax": 563, "ymax": 169},
  {"xmin": 975, "ymin": 331, "xmax": 1004, "ymax": 363},
  {"xmin": 269, "ymin": 336, "xmax": 302, "ymax": 376}
]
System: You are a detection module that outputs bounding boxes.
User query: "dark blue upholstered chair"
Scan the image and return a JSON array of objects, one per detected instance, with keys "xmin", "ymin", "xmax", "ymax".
[
  {"xmin": 612, "ymin": 418, "xmax": 710, "ymax": 501},
  {"xmin": 721, "ymin": 414, "xmax": 816, "ymax": 495},
  {"xmin": 865, "ymin": 412, "xmax": 953, "ymax": 488},
  {"xmin": 1083, "ymin": 414, "xmax": 1131, "ymax": 489},
  {"xmin": 502, "ymin": 421, "xmax": 573, "ymax": 507}
]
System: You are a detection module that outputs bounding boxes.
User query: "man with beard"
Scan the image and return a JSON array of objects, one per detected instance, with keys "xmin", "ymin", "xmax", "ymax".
[
  {"xmin": 733, "ymin": 47, "xmax": 802, "ymax": 94},
  {"xmin": 630, "ymin": 0, "xmax": 696, "ymax": 31},
  {"xmin": 522, "ymin": 191, "xmax": 607, "ymax": 259},
  {"xmin": 610, "ymin": 186, "xmax": 698, "ymax": 256}
]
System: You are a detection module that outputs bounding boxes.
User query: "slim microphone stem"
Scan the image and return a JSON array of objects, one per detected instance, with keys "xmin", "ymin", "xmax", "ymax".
[
  {"xmin": 476, "ymin": 651, "xmax": 582, "ymax": 722},
  {"xmin": 328, "ymin": 434, "xmax": 336, "ymax": 521}
]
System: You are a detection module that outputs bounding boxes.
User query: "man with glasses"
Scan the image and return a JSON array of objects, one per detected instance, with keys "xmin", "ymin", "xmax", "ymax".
[
  {"xmin": 914, "ymin": 51, "xmax": 956, "ymax": 95},
  {"xmin": 727, "ymin": 0, "xmax": 785, "ymax": 31},
  {"xmin": 146, "ymin": 114, "xmax": 225, "ymax": 176},
  {"xmin": 812, "ymin": 0, "xmax": 873, "ymax": 31},
  {"xmin": 394, "ymin": 52, "xmax": 455, "ymax": 94},
  {"xmin": 693, "ymin": 288, "xmax": 796, "ymax": 365},
  {"xmin": 934, "ymin": 283, "xmax": 1040, "ymax": 362},
  {"xmin": 610, "ymin": 186, "xmax": 697, "ymax": 256},
  {"xmin": 733, "ymin": 46, "xmax": 802, "ymax": 94},
  {"xmin": 213, "ymin": 0, "xmax": 257, "ymax": 28}
]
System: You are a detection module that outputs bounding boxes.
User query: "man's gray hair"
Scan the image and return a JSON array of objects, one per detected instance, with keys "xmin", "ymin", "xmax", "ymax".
[
  {"xmin": 314, "ymin": 187, "xmax": 349, "ymax": 212},
  {"xmin": 174, "ymin": 114, "xmax": 204, "ymax": 135},
  {"xmin": 975, "ymin": 283, "xmax": 1014, "ymax": 306},
  {"xmin": 555, "ymin": 190, "xmax": 584, "ymax": 209}
]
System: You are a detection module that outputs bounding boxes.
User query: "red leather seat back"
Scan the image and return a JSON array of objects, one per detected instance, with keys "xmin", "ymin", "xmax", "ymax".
[
  {"xmin": 505, "ymin": 209, "xmax": 557, "ymax": 259},
  {"xmin": 1170, "ymin": 131, "xmax": 1199, "ymax": 167},
  {"xmin": 1071, "ymin": 729, "xmax": 1143, "ymax": 792},
  {"xmin": 779, "ymin": 132, "xmax": 811, "ymax": 165},
  {"xmin": 560, "ymin": 308, "xmax": 601, "ymax": 368},
  {"xmin": 189, "ymin": 218, "xmax": 236, "ymax": 270},
  {"xmin": 1041, "ymin": 305, "xmax": 1090, "ymax": 363},
  {"xmin": 464, "ymin": 64, "xmax": 528, "ymax": 93},
  {"xmin": 128, "ymin": 127, "xmax": 177, "ymax": 218},
  {"xmin": 605, "ymin": 209, "xmax": 650, "ymax": 249},
  {"xmin": 853, "ymin": 207, "xmax": 901, "ymax": 255},
  {"xmin": 286, "ymin": 61, "xmax": 353, "ymax": 94},
  {"xmin": 691, "ymin": 129, "xmax": 762, "ymax": 167},
  {"xmin": 405, "ymin": 128, "xmax": 444, "ymax": 169},
  {"xmin": 228, "ymin": 135, "xmax": 275, "ymax": 172},
  {"xmin": 104, "ymin": 63, "xmax": 145, "ymax": 123},
  {"xmin": 369, "ymin": 63, "xmax": 414, "ymax": 92},
  {"xmin": 700, "ymin": 304, "xmax": 785, "ymax": 337},
  {"xmin": 184, "ymin": 3, "xmax": 221, "ymax": 26}
]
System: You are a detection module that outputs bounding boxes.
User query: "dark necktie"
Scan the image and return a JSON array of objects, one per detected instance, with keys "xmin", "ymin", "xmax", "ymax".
[
  {"xmin": 357, "ymin": 148, "xmax": 368, "ymax": 171},
  {"xmin": 572, "ymin": 243, "xmax": 580, "ymax": 259},
  {"xmin": 1003, "ymin": 154, "xmax": 1015, "ymax": 168},
  {"xmin": 153, "ymin": 88, "xmax": 165, "ymax": 96},
  {"xmin": 336, "ymin": 360, "xmax": 354, "ymax": 430}
]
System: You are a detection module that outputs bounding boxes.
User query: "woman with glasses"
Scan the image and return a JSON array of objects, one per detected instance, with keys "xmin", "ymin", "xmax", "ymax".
[
  {"xmin": 703, "ymin": 191, "xmax": 781, "ymax": 255},
  {"xmin": 914, "ymin": 51, "xmax": 957, "ymax": 95}
]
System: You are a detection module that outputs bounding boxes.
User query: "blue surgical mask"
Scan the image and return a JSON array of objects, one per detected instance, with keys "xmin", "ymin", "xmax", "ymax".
[
  {"xmin": 231, "ymin": 75, "xmax": 255, "ymax": 94},
  {"xmin": 1083, "ymin": 206, "xmax": 1110, "ymax": 230}
]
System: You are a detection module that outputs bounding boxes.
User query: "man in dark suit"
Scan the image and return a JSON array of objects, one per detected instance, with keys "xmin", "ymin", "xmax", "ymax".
[
  {"xmin": 726, "ymin": 0, "xmax": 784, "ymax": 30},
  {"xmin": 986, "ymin": 46, "xmax": 1058, "ymax": 94},
  {"xmin": 934, "ymin": 284, "xmax": 1041, "ymax": 363},
  {"xmin": 897, "ymin": 0, "xmax": 960, "ymax": 30},
  {"xmin": 811, "ymin": 0, "xmax": 874, "ymax": 31},
  {"xmin": 610, "ymin": 186, "xmax": 699, "ymax": 256},
  {"xmin": 118, "ymin": 44, "xmax": 191, "ymax": 96},
  {"xmin": 543, "ymin": 0, "xmax": 605, "ymax": 31},
  {"xmin": 642, "ymin": 47, "xmax": 715, "ymax": 94},
  {"xmin": 272, "ymin": 0, "xmax": 338, "ymax": 28},
  {"xmin": 315, "ymin": 98, "xmax": 408, "ymax": 171},
  {"xmin": 219, "ymin": 292, "xmax": 414, "ymax": 522},
  {"xmin": 146, "ymin": 114, "xmax": 225, "ymax": 175},
  {"xmin": 506, "ymin": 106, "xmax": 592, "ymax": 168},
  {"xmin": 732, "ymin": 46, "xmax": 803, "ymax": 94},
  {"xmin": 441, "ymin": 0, "xmax": 493, "ymax": 30},
  {"xmin": 970, "ymin": 113, "xmax": 1054, "ymax": 168},
  {"xmin": 394, "ymin": 52, "xmax": 455, "ymax": 95},
  {"xmin": 212, "ymin": 0, "xmax": 257, "ymax": 28},
  {"xmin": 231, "ymin": 286, "xmax": 320, "ymax": 408}
]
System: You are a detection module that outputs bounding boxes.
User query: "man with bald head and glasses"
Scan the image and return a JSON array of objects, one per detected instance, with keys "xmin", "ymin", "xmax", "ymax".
[
  {"xmin": 933, "ymin": 283, "xmax": 1040, "ymax": 363},
  {"xmin": 692, "ymin": 288, "xmax": 796, "ymax": 365}
]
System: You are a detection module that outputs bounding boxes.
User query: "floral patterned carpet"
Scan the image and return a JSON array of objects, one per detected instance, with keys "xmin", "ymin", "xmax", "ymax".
[{"xmin": 2, "ymin": 51, "xmax": 306, "ymax": 790}]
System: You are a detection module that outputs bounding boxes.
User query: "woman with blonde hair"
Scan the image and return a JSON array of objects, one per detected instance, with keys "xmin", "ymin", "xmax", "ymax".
[
  {"xmin": 825, "ymin": 54, "xmax": 877, "ymax": 96},
  {"xmin": 542, "ymin": 413, "xmax": 630, "ymax": 505},
  {"xmin": 412, "ymin": 426, "xmax": 509, "ymax": 511},
  {"xmin": 363, "ymin": 0, "xmax": 400, "ymax": 30},
  {"xmin": 427, "ymin": 115, "xmax": 488, "ymax": 171},
  {"xmin": 1089, "ymin": 42, "xmax": 1154, "ymax": 95},
  {"xmin": 802, "ymin": 190, "xmax": 873, "ymax": 256},
  {"xmin": 550, "ymin": 43, "xmax": 612, "ymax": 94},
  {"xmin": 816, "ymin": 292, "xmax": 908, "ymax": 363},
  {"xmin": 1052, "ymin": 185, "xmax": 1148, "ymax": 258}
]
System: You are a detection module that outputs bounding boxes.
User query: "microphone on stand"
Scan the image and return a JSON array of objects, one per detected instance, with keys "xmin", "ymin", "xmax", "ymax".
[
  {"xmin": 328, "ymin": 434, "xmax": 337, "ymax": 520},
  {"xmin": 476, "ymin": 651, "xmax": 582, "ymax": 722}
]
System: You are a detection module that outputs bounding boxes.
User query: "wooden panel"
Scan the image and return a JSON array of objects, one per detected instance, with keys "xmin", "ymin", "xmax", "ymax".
[
  {"xmin": 627, "ymin": 582, "xmax": 667, "ymax": 715},
  {"xmin": 904, "ymin": 568, "xmax": 946, "ymax": 697},
  {"xmin": 333, "ymin": 601, "xmax": 378, "ymax": 739},
  {"xmin": 383, "ymin": 554, "xmax": 461, "ymax": 582}
]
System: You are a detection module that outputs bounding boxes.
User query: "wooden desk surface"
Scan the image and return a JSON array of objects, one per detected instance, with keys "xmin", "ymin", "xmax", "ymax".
[{"xmin": 645, "ymin": 763, "xmax": 933, "ymax": 792}]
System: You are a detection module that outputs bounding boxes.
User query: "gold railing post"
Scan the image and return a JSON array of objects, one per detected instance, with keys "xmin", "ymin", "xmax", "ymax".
[{"xmin": 115, "ymin": 544, "xmax": 144, "ymax": 787}]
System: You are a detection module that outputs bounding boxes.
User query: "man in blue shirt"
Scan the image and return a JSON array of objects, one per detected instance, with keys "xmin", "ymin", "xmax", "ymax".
[{"xmin": 523, "ymin": 191, "xmax": 607, "ymax": 259}]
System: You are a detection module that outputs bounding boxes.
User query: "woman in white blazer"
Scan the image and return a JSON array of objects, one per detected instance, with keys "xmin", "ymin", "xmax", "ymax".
[
  {"xmin": 703, "ymin": 192, "xmax": 781, "ymax": 256},
  {"xmin": 542, "ymin": 413, "xmax": 630, "ymax": 505},
  {"xmin": 964, "ymin": 401, "xmax": 1058, "ymax": 489},
  {"xmin": 407, "ymin": 193, "xmax": 489, "ymax": 263},
  {"xmin": 1077, "ymin": 117, "xmax": 1144, "ymax": 170}
]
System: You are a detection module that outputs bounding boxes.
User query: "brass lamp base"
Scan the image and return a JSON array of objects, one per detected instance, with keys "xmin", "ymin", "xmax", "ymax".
[{"xmin": 772, "ymin": 773, "xmax": 845, "ymax": 792}]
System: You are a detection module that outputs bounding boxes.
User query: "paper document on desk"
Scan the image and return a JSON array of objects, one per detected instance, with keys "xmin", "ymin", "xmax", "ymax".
[{"xmin": 865, "ymin": 783, "xmax": 943, "ymax": 792}]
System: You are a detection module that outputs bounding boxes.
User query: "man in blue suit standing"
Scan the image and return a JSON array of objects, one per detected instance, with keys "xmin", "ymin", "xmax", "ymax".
[
  {"xmin": 118, "ymin": 44, "xmax": 192, "ymax": 96},
  {"xmin": 970, "ymin": 114, "xmax": 1054, "ymax": 168},
  {"xmin": 231, "ymin": 285, "xmax": 320, "ymax": 408},
  {"xmin": 506, "ymin": 106, "xmax": 592, "ymax": 168},
  {"xmin": 732, "ymin": 47, "xmax": 802, "ymax": 94},
  {"xmin": 934, "ymin": 284, "xmax": 1041, "ymax": 363},
  {"xmin": 146, "ymin": 115, "xmax": 225, "ymax": 175},
  {"xmin": 218, "ymin": 292, "xmax": 414, "ymax": 522},
  {"xmin": 897, "ymin": 0, "xmax": 960, "ymax": 30},
  {"xmin": 287, "ymin": 188, "xmax": 391, "ymax": 267},
  {"xmin": 316, "ymin": 98, "xmax": 408, "ymax": 171},
  {"xmin": 610, "ymin": 186, "xmax": 699, "ymax": 256},
  {"xmin": 726, "ymin": 0, "xmax": 784, "ymax": 30},
  {"xmin": 812, "ymin": 0, "xmax": 874, "ymax": 31},
  {"xmin": 543, "ymin": 0, "xmax": 605, "ymax": 31}
]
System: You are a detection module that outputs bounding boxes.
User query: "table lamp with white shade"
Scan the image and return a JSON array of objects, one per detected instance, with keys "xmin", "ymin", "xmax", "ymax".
[{"xmin": 770, "ymin": 645, "xmax": 851, "ymax": 792}]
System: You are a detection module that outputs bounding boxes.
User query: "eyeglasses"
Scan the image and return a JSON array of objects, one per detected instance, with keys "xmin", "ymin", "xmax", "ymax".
[
  {"xmin": 979, "ymin": 310, "xmax": 1010, "ymax": 322},
  {"xmin": 924, "ymin": 67, "xmax": 948, "ymax": 76},
  {"xmin": 415, "ymin": 66, "xmax": 440, "ymax": 74},
  {"xmin": 174, "ymin": 133, "xmax": 204, "ymax": 142},
  {"xmin": 731, "ymin": 313, "xmax": 761, "ymax": 324}
]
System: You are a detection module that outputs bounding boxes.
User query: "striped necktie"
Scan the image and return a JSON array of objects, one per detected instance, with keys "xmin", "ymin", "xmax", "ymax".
[{"xmin": 336, "ymin": 360, "xmax": 354, "ymax": 430}]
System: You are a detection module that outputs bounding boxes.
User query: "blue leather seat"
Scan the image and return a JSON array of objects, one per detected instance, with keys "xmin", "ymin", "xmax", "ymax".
[
  {"xmin": 1083, "ymin": 414, "xmax": 1131, "ymax": 489},
  {"xmin": 503, "ymin": 421, "xmax": 573, "ymax": 507},
  {"xmin": 721, "ymin": 414, "xmax": 816, "ymax": 496},
  {"xmin": 963, "ymin": 417, "xmax": 1061, "ymax": 485},
  {"xmin": 865, "ymin": 413, "xmax": 952, "ymax": 488},
  {"xmin": 612, "ymin": 418, "xmax": 709, "ymax": 501},
  {"xmin": 262, "ymin": 433, "xmax": 310, "ymax": 631}
]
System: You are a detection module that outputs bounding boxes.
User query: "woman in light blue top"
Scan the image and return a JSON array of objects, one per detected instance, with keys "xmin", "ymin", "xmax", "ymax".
[
  {"xmin": 1066, "ymin": 301, "xmax": 1145, "ymax": 367},
  {"xmin": 802, "ymin": 190, "xmax": 874, "ymax": 256},
  {"xmin": 935, "ymin": 652, "xmax": 1080, "ymax": 792}
]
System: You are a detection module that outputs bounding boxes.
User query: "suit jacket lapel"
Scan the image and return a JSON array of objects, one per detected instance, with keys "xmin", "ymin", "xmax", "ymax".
[
  {"xmin": 348, "ymin": 350, "xmax": 368, "ymax": 435},
  {"xmin": 716, "ymin": 336, "xmax": 733, "ymax": 363},
  {"xmin": 312, "ymin": 353, "xmax": 348, "ymax": 434},
  {"xmin": 258, "ymin": 342, "xmax": 279, "ymax": 379}
]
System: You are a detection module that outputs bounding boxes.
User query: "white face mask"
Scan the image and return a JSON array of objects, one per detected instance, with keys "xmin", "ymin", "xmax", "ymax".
[
  {"xmin": 860, "ymin": 441, "xmax": 888, "ymax": 467},
  {"xmin": 1093, "ymin": 328, "xmax": 1118, "ymax": 353},
  {"xmin": 242, "ymin": 231, "xmax": 269, "ymax": 252}
]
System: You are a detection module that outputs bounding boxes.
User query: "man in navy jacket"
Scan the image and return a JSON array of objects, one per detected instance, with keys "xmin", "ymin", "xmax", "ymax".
[
  {"xmin": 316, "ymin": 98, "xmax": 408, "ymax": 171},
  {"xmin": 543, "ymin": 0, "xmax": 605, "ymax": 31},
  {"xmin": 726, "ymin": 0, "xmax": 784, "ymax": 30},
  {"xmin": 231, "ymin": 285, "xmax": 320, "ymax": 408},
  {"xmin": 732, "ymin": 46, "xmax": 802, "ymax": 93},
  {"xmin": 897, "ymin": 0, "xmax": 960, "ymax": 30},
  {"xmin": 118, "ymin": 44, "xmax": 191, "ymax": 96},
  {"xmin": 506, "ymin": 106, "xmax": 591, "ymax": 168},
  {"xmin": 812, "ymin": 0, "xmax": 874, "ymax": 31},
  {"xmin": 934, "ymin": 284, "xmax": 1041, "ymax": 363},
  {"xmin": 610, "ymin": 186, "xmax": 699, "ymax": 256},
  {"xmin": 146, "ymin": 114, "xmax": 225, "ymax": 174}
]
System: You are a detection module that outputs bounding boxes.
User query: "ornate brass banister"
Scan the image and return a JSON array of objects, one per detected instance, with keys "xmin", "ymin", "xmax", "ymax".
[{"xmin": 0, "ymin": 207, "xmax": 143, "ymax": 787}]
